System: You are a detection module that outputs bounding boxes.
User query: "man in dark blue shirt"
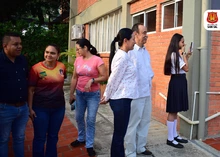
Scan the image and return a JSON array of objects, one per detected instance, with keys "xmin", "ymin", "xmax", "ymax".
[{"xmin": 0, "ymin": 32, "xmax": 29, "ymax": 157}]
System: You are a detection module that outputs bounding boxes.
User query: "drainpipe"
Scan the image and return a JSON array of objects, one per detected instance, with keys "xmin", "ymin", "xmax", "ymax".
[{"xmin": 198, "ymin": 0, "xmax": 210, "ymax": 140}]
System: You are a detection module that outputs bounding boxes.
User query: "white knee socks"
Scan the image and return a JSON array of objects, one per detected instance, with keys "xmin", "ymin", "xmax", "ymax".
[
  {"xmin": 167, "ymin": 120, "xmax": 178, "ymax": 144},
  {"xmin": 173, "ymin": 119, "xmax": 178, "ymax": 138},
  {"xmin": 167, "ymin": 121, "xmax": 174, "ymax": 141},
  {"xmin": 173, "ymin": 119, "xmax": 183, "ymax": 140}
]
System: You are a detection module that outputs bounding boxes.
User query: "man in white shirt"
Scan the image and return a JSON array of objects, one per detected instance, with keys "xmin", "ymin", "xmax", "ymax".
[{"xmin": 125, "ymin": 23, "xmax": 154, "ymax": 157}]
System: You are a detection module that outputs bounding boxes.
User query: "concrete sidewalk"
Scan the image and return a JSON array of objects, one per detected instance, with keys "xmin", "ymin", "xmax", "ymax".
[
  {"xmin": 64, "ymin": 86, "xmax": 219, "ymax": 157},
  {"xmin": 8, "ymin": 86, "xmax": 219, "ymax": 157},
  {"xmin": 65, "ymin": 103, "xmax": 220, "ymax": 157}
]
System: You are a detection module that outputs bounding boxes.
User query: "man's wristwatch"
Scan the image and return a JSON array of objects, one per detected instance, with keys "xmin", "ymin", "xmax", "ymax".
[{"xmin": 92, "ymin": 78, "xmax": 95, "ymax": 83}]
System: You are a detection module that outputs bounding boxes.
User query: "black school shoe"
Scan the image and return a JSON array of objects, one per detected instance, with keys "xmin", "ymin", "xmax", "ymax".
[
  {"xmin": 87, "ymin": 147, "xmax": 96, "ymax": 157},
  {"xmin": 167, "ymin": 140, "xmax": 184, "ymax": 148},
  {"xmin": 140, "ymin": 148, "xmax": 153, "ymax": 155},
  {"xmin": 174, "ymin": 136, "xmax": 188, "ymax": 143},
  {"xmin": 70, "ymin": 140, "xmax": 85, "ymax": 147}
]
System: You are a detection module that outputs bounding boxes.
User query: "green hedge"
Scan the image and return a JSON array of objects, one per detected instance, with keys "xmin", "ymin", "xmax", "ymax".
[{"xmin": 0, "ymin": 20, "xmax": 69, "ymax": 68}]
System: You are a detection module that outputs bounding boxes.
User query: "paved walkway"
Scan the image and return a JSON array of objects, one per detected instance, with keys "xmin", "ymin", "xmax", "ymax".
[
  {"xmin": 203, "ymin": 137, "xmax": 220, "ymax": 151},
  {"xmin": 7, "ymin": 85, "xmax": 220, "ymax": 157},
  {"xmin": 8, "ymin": 109, "xmax": 220, "ymax": 157},
  {"xmin": 8, "ymin": 116, "xmax": 89, "ymax": 157}
]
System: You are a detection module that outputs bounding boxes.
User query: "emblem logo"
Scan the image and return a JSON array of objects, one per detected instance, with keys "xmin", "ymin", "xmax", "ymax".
[
  {"xmin": 59, "ymin": 69, "xmax": 64, "ymax": 77},
  {"xmin": 207, "ymin": 12, "xmax": 218, "ymax": 23},
  {"xmin": 39, "ymin": 71, "xmax": 47, "ymax": 79},
  {"xmin": 204, "ymin": 10, "xmax": 220, "ymax": 31},
  {"xmin": 59, "ymin": 69, "xmax": 63, "ymax": 75}
]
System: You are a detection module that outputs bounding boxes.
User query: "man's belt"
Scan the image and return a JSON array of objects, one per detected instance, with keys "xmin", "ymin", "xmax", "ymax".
[{"xmin": 0, "ymin": 101, "xmax": 26, "ymax": 107}]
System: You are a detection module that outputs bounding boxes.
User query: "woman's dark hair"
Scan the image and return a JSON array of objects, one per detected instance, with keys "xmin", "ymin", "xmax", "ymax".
[
  {"xmin": 164, "ymin": 33, "xmax": 183, "ymax": 75},
  {"xmin": 46, "ymin": 44, "xmax": 60, "ymax": 54},
  {"xmin": 76, "ymin": 38, "xmax": 100, "ymax": 57},
  {"xmin": 109, "ymin": 28, "xmax": 133, "ymax": 75}
]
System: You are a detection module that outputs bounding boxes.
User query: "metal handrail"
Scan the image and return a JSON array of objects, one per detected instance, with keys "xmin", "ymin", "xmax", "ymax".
[{"xmin": 159, "ymin": 92, "xmax": 220, "ymax": 140}]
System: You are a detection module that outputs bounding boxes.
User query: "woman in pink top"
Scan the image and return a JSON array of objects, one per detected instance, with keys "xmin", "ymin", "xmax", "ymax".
[{"xmin": 69, "ymin": 38, "xmax": 107, "ymax": 157}]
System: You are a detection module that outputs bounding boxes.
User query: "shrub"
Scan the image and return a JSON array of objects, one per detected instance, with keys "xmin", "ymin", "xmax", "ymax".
[
  {"xmin": 60, "ymin": 48, "xmax": 76, "ymax": 74},
  {"xmin": 0, "ymin": 20, "xmax": 69, "ymax": 68}
]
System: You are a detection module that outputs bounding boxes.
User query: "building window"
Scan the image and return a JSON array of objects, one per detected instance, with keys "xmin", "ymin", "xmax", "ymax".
[
  {"xmin": 162, "ymin": 0, "xmax": 183, "ymax": 30},
  {"xmin": 133, "ymin": 12, "xmax": 144, "ymax": 25},
  {"xmin": 89, "ymin": 9, "xmax": 121, "ymax": 53},
  {"xmin": 132, "ymin": 8, "xmax": 156, "ymax": 33},
  {"xmin": 146, "ymin": 9, "xmax": 156, "ymax": 32}
]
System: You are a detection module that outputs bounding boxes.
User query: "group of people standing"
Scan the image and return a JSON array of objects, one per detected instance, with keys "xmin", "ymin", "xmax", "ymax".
[
  {"xmin": 0, "ymin": 32, "xmax": 67, "ymax": 157},
  {"xmin": 99, "ymin": 24, "xmax": 154, "ymax": 157},
  {"xmin": 69, "ymin": 22, "xmax": 191, "ymax": 157},
  {"xmin": 0, "ymin": 22, "xmax": 191, "ymax": 157}
]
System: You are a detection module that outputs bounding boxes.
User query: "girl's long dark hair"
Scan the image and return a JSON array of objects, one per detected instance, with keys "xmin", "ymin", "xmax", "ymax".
[
  {"xmin": 76, "ymin": 38, "xmax": 100, "ymax": 57},
  {"xmin": 164, "ymin": 33, "xmax": 183, "ymax": 75},
  {"xmin": 109, "ymin": 28, "xmax": 133, "ymax": 75}
]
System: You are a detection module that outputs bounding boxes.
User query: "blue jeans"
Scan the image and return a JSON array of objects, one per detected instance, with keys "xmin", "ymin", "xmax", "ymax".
[
  {"xmin": 0, "ymin": 103, "xmax": 29, "ymax": 157},
  {"xmin": 32, "ymin": 106, "xmax": 65, "ymax": 157},
  {"xmin": 75, "ymin": 89, "xmax": 100, "ymax": 148},
  {"xmin": 109, "ymin": 98, "xmax": 132, "ymax": 157}
]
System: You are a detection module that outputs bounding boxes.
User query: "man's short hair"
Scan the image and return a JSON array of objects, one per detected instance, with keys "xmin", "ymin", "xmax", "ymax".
[
  {"xmin": 132, "ymin": 23, "xmax": 144, "ymax": 33},
  {"xmin": 2, "ymin": 32, "xmax": 21, "ymax": 44}
]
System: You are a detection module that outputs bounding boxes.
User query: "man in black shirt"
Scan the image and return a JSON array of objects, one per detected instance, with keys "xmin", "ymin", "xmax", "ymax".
[{"xmin": 0, "ymin": 32, "xmax": 29, "ymax": 157}]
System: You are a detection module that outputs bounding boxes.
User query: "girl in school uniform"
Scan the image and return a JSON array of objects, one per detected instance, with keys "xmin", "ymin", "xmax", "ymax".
[{"xmin": 164, "ymin": 33, "xmax": 192, "ymax": 148}]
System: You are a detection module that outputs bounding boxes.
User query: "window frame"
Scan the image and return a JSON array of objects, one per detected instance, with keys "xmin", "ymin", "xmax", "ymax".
[
  {"xmin": 161, "ymin": 0, "xmax": 183, "ymax": 31},
  {"xmin": 132, "ymin": 11, "xmax": 145, "ymax": 25},
  {"xmin": 132, "ymin": 7, "xmax": 157, "ymax": 34},
  {"xmin": 145, "ymin": 8, "xmax": 157, "ymax": 34},
  {"xmin": 89, "ymin": 9, "xmax": 121, "ymax": 53}
]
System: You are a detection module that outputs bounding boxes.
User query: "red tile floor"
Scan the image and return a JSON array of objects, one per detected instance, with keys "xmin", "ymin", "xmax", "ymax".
[
  {"xmin": 203, "ymin": 137, "xmax": 220, "ymax": 151},
  {"xmin": 8, "ymin": 115, "xmax": 220, "ymax": 156},
  {"xmin": 8, "ymin": 116, "xmax": 90, "ymax": 157}
]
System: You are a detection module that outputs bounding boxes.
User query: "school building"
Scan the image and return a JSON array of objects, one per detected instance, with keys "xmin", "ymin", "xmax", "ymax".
[{"xmin": 68, "ymin": 0, "xmax": 220, "ymax": 140}]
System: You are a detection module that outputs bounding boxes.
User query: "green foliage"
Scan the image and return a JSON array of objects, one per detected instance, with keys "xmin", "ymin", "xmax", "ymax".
[
  {"xmin": 60, "ymin": 48, "xmax": 76, "ymax": 74},
  {"xmin": 0, "ymin": 0, "xmax": 69, "ymax": 24},
  {"xmin": 0, "ymin": 20, "xmax": 68, "ymax": 68}
]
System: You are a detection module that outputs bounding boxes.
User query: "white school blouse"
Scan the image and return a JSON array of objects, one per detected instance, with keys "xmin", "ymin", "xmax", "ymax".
[
  {"xmin": 104, "ymin": 49, "xmax": 138, "ymax": 101},
  {"xmin": 171, "ymin": 52, "xmax": 186, "ymax": 74}
]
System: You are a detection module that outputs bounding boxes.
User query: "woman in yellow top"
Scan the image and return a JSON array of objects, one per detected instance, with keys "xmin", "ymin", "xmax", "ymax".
[{"xmin": 28, "ymin": 44, "xmax": 66, "ymax": 157}]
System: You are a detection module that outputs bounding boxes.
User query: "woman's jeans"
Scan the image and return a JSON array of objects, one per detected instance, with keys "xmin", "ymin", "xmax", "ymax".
[
  {"xmin": 109, "ymin": 98, "xmax": 132, "ymax": 157},
  {"xmin": 0, "ymin": 103, "xmax": 29, "ymax": 157},
  {"xmin": 32, "ymin": 106, "xmax": 65, "ymax": 157},
  {"xmin": 75, "ymin": 89, "xmax": 100, "ymax": 148}
]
